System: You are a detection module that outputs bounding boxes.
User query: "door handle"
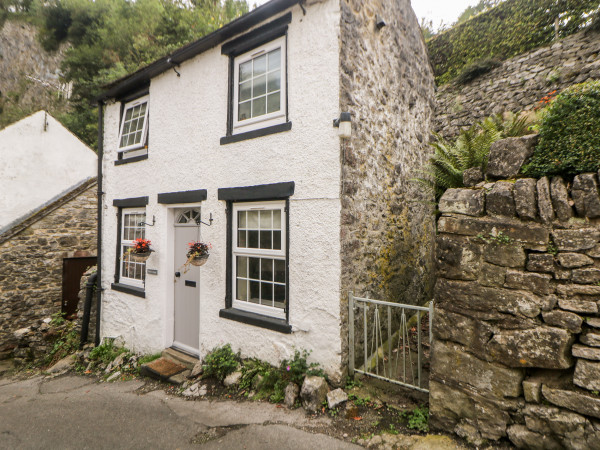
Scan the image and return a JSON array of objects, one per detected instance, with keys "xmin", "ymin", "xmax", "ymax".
[{"xmin": 175, "ymin": 272, "xmax": 181, "ymax": 277}]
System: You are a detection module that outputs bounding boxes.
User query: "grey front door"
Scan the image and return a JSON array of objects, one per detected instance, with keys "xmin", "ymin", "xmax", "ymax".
[{"xmin": 173, "ymin": 208, "xmax": 201, "ymax": 355}]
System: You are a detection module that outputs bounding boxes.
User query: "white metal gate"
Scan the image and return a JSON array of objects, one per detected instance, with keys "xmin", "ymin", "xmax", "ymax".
[{"xmin": 348, "ymin": 293, "xmax": 433, "ymax": 393}]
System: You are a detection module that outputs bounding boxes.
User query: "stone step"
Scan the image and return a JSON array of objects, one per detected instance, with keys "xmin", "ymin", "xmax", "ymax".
[
  {"xmin": 161, "ymin": 347, "xmax": 198, "ymax": 370},
  {"xmin": 139, "ymin": 356, "xmax": 191, "ymax": 385}
]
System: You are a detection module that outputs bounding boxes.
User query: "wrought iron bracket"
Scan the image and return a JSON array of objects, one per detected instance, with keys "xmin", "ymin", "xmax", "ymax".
[{"xmin": 195, "ymin": 212, "xmax": 214, "ymax": 227}]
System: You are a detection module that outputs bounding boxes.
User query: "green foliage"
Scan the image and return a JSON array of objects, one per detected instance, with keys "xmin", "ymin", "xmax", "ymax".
[
  {"xmin": 45, "ymin": 316, "xmax": 79, "ymax": 365},
  {"xmin": 137, "ymin": 352, "xmax": 162, "ymax": 366},
  {"xmin": 455, "ymin": 0, "xmax": 500, "ymax": 26},
  {"xmin": 88, "ymin": 339, "xmax": 127, "ymax": 365},
  {"xmin": 522, "ymin": 81, "xmax": 600, "ymax": 177},
  {"xmin": 203, "ymin": 344, "xmax": 240, "ymax": 381},
  {"xmin": 401, "ymin": 406, "xmax": 429, "ymax": 433},
  {"xmin": 416, "ymin": 112, "xmax": 534, "ymax": 200},
  {"xmin": 280, "ymin": 349, "xmax": 324, "ymax": 385},
  {"xmin": 477, "ymin": 231, "xmax": 513, "ymax": 245},
  {"xmin": 428, "ymin": 0, "xmax": 600, "ymax": 84},
  {"xmin": 455, "ymin": 58, "xmax": 501, "ymax": 85}
]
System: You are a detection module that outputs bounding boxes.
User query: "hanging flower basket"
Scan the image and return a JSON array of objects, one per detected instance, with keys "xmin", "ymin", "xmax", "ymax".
[
  {"xmin": 130, "ymin": 251, "xmax": 152, "ymax": 262},
  {"xmin": 190, "ymin": 254, "xmax": 209, "ymax": 266}
]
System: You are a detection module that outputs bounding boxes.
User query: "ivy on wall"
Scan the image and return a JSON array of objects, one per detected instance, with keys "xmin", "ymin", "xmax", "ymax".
[{"xmin": 428, "ymin": 0, "xmax": 600, "ymax": 85}]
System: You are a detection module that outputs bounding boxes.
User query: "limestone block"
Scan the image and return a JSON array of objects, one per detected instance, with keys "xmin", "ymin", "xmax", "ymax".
[
  {"xmin": 523, "ymin": 379, "xmax": 542, "ymax": 403},
  {"xmin": 556, "ymin": 284, "xmax": 600, "ymax": 297},
  {"xmin": 505, "ymin": 270, "xmax": 553, "ymax": 295},
  {"xmin": 572, "ymin": 268, "xmax": 600, "ymax": 285},
  {"xmin": 507, "ymin": 424, "xmax": 562, "ymax": 450},
  {"xmin": 587, "ymin": 318, "xmax": 600, "ymax": 329},
  {"xmin": 558, "ymin": 299, "xmax": 598, "ymax": 314},
  {"xmin": 486, "ymin": 327, "xmax": 574, "ymax": 369},
  {"xmin": 572, "ymin": 344, "xmax": 600, "ymax": 361},
  {"xmin": 542, "ymin": 310, "xmax": 583, "ymax": 334},
  {"xmin": 574, "ymin": 359, "xmax": 600, "ymax": 391},
  {"xmin": 557, "ymin": 253, "xmax": 594, "ymax": 268},
  {"xmin": 552, "ymin": 229, "xmax": 600, "ymax": 252},
  {"xmin": 326, "ymin": 388, "xmax": 348, "ymax": 409},
  {"xmin": 542, "ymin": 385, "xmax": 600, "ymax": 419},
  {"xmin": 439, "ymin": 188, "xmax": 485, "ymax": 216},
  {"xmin": 572, "ymin": 173, "xmax": 600, "ymax": 218},
  {"xmin": 436, "ymin": 235, "xmax": 482, "ymax": 281},
  {"xmin": 432, "ymin": 308, "xmax": 492, "ymax": 358},
  {"xmin": 483, "ymin": 242, "xmax": 526, "ymax": 268},
  {"xmin": 300, "ymin": 376, "xmax": 328, "ymax": 412},
  {"xmin": 550, "ymin": 176, "xmax": 574, "ymax": 222},
  {"xmin": 437, "ymin": 215, "xmax": 549, "ymax": 251},
  {"xmin": 431, "ymin": 340, "xmax": 524, "ymax": 398},
  {"xmin": 486, "ymin": 135, "xmax": 537, "ymax": 179},
  {"xmin": 479, "ymin": 263, "xmax": 506, "ymax": 287},
  {"xmin": 586, "ymin": 244, "xmax": 600, "ymax": 258},
  {"xmin": 537, "ymin": 177, "xmax": 555, "ymax": 224},
  {"xmin": 463, "ymin": 167, "xmax": 484, "ymax": 187},
  {"xmin": 527, "ymin": 253, "xmax": 555, "ymax": 273},
  {"xmin": 223, "ymin": 371, "xmax": 242, "ymax": 387},
  {"xmin": 284, "ymin": 382, "xmax": 299, "ymax": 408},
  {"xmin": 514, "ymin": 178, "xmax": 538, "ymax": 221},
  {"xmin": 486, "ymin": 182, "xmax": 516, "ymax": 217}
]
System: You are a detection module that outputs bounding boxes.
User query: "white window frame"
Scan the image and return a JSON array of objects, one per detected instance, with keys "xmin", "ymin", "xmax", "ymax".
[
  {"xmin": 232, "ymin": 36, "xmax": 287, "ymax": 134},
  {"xmin": 118, "ymin": 95, "xmax": 149, "ymax": 154},
  {"xmin": 119, "ymin": 208, "xmax": 146, "ymax": 289},
  {"xmin": 232, "ymin": 201, "xmax": 286, "ymax": 319}
]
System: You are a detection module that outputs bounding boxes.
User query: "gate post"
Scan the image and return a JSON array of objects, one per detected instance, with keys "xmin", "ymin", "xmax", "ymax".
[{"xmin": 348, "ymin": 292, "xmax": 355, "ymax": 375}]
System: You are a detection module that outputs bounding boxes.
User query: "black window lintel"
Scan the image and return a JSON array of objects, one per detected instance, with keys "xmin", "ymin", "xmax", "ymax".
[
  {"xmin": 218, "ymin": 181, "xmax": 294, "ymax": 201},
  {"xmin": 157, "ymin": 189, "xmax": 207, "ymax": 204},
  {"xmin": 112, "ymin": 196, "xmax": 149, "ymax": 208}
]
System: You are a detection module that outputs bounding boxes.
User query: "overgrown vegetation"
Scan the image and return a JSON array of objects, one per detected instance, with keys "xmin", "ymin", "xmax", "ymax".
[
  {"xmin": 44, "ymin": 312, "xmax": 79, "ymax": 366},
  {"xmin": 0, "ymin": 0, "xmax": 249, "ymax": 147},
  {"xmin": 416, "ymin": 112, "xmax": 532, "ymax": 200},
  {"xmin": 522, "ymin": 80, "xmax": 600, "ymax": 177},
  {"xmin": 203, "ymin": 343, "xmax": 240, "ymax": 381},
  {"xmin": 401, "ymin": 406, "xmax": 429, "ymax": 433},
  {"xmin": 428, "ymin": 0, "xmax": 600, "ymax": 84},
  {"xmin": 455, "ymin": 58, "xmax": 501, "ymax": 85}
]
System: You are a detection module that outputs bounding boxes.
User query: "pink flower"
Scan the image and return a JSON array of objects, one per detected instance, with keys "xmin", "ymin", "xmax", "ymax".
[{"xmin": 286, "ymin": 366, "xmax": 291, "ymax": 371}]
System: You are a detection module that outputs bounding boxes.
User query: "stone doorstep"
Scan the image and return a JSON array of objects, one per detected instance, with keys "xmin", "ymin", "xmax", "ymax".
[{"xmin": 161, "ymin": 347, "xmax": 199, "ymax": 370}]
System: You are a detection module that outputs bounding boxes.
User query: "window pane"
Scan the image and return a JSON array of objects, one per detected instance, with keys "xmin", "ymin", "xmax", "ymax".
[
  {"xmin": 239, "ymin": 80, "xmax": 252, "ymax": 102},
  {"xmin": 249, "ymin": 257, "xmax": 260, "ymax": 279},
  {"xmin": 247, "ymin": 211, "xmax": 258, "ymax": 228},
  {"xmin": 124, "ymin": 108, "xmax": 133, "ymax": 121},
  {"xmin": 240, "ymin": 61, "xmax": 252, "ymax": 82},
  {"xmin": 238, "ymin": 101, "xmax": 251, "ymax": 121},
  {"xmin": 273, "ymin": 210, "xmax": 281, "ymax": 229},
  {"xmin": 238, "ymin": 230, "xmax": 247, "ymax": 247},
  {"xmin": 259, "ymin": 210, "xmax": 271, "ymax": 229},
  {"xmin": 274, "ymin": 284, "xmax": 285, "ymax": 306},
  {"xmin": 238, "ymin": 211, "xmax": 247, "ymax": 228},
  {"xmin": 237, "ymin": 256, "xmax": 248, "ymax": 278},
  {"xmin": 248, "ymin": 230, "xmax": 259, "ymax": 248},
  {"xmin": 253, "ymin": 75, "xmax": 266, "ymax": 97},
  {"xmin": 267, "ymin": 92, "xmax": 280, "ymax": 114},
  {"xmin": 261, "ymin": 259, "xmax": 273, "ymax": 281},
  {"xmin": 261, "ymin": 282, "xmax": 273, "ymax": 305},
  {"xmin": 268, "ymin": 48, "xmax": 281, "ymax": 71},
  {"xmin": 236, "ymin": 278, "xmax": 247, "ymax": 301},
  {"xmin": 139, "ymin": 103, "xmax": 147, "ymax": 115},
  {"xmin": 249, "ymin": 281, "xmax": 260, "ymax": 303},
  {"xmin": 253, "ymin": 54, "xmax": 266, "ymax": 75},
  {"xmin": 252, "ymin": 97, "xmax": 266, "ymax": 117},
  {"xmin": 260, "ymin": 230, "xmax": 272, "ymax": 249},
  {"xmin": 274, "ymin": 259, "xmax": 285, "ymax": 283},
  {"xmin": 267, "ymin": 71, "xmax": 280, "ymax": 92},
  {"xmin": 122, "ymin": 122, "xmax": 131, "ymax": 135},
  {"xmin": 273, "ymin": 230, "xmax": 282, "ymax": 250}
]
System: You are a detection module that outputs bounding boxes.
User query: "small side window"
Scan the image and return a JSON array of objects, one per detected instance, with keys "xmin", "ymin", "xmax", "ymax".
[{"xmin": 118, "ymin": 96, "xmax": 149, "ymax": 158}]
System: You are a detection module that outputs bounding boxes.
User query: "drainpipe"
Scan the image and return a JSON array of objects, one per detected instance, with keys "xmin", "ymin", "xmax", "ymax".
[
  {"xmin": 96, "ymin": 100, "xmax": 104, "ymax": 346},
  {"xmin": 80, "ymin": 272, "xmax": 98, "ymax": 348}
]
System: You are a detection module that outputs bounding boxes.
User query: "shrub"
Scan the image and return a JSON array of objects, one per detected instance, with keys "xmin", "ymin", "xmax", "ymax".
[
  {"xmin": 522, "ymin": 81, "xmax": 600, "ymax": 177},
  {"xmin": 203, "ymin": 344, "xmax": 240, "ymax": 381}
]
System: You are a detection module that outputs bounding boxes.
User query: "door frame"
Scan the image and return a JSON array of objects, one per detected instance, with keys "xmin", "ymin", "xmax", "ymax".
[{"xmin": 163, "ymin": 204, "xmax": 203, "ymax": 353}]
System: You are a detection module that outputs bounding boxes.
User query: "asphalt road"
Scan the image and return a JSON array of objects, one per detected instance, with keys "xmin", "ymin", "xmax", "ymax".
[{"xmin": 0, "ymin": 375, "xmax": 361, "ymax": 450}]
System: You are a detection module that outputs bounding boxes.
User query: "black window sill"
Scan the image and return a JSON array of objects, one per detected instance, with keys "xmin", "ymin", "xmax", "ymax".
[
  {"xmin": 219, "ymin": 308, "xmax": 291, "ymax": 333},
  {"xmin": 220, "ymin": 122, "xmax": 292, "ymax": 145},
  {"xmin": 114, "ymin": 154, "xmax": 148, "ymax": 166},
  {"xmin": 111, "ymin": 283, "xmax": 145, "ymax": 298}
]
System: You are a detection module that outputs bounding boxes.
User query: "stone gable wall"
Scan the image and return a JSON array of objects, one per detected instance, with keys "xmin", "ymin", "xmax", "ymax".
[
  {"xmin": 431, "ymin": 137, "xmax": 600, "ymax": 448},
  {"xmin": 339, "ymin": 0, "xmax": 436, "ymax": 369},
  {"xmin": 0, "ymin": 182, "xmax": 97, "ymax": 356},
  {"xmin": 435, "ymin": 28, "xmax": 600, "ymax": 139}
]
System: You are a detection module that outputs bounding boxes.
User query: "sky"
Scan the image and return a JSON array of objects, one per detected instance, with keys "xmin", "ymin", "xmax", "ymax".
[{"xmin": 252, "ymin": 0, "xmax": 481, "ymax": 30}]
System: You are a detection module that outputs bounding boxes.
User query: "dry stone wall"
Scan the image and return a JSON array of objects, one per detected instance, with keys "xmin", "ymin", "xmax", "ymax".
[
  {"xmin": 435, "ymin": 28, "xmax": 600, "ymax": 139},
  {"xmin": 431, "ymin": 136, "xmax": 600, "ymax": 448},
  {"xmin": 339, "ymin": 0, "xmax": 436, "ymax": 369},
  {"xmin": 0, "ymin": 181, "xmax": 97, "ymax": 357}
]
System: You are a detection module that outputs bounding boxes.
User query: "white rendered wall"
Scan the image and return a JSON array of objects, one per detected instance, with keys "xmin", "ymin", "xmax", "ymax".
[
  {"xmin": 0, "ymin": 111, "xmax": 97, "ymax": 229},
  {"xmin": 101, "ymin": 1, "xmax": 344, "ymax": 378}
]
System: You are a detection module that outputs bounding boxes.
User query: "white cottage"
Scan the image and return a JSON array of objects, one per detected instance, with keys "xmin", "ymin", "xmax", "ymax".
[{"xmin": 96, "ymin": 0, "xmax": 435, "ymax": 379}]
